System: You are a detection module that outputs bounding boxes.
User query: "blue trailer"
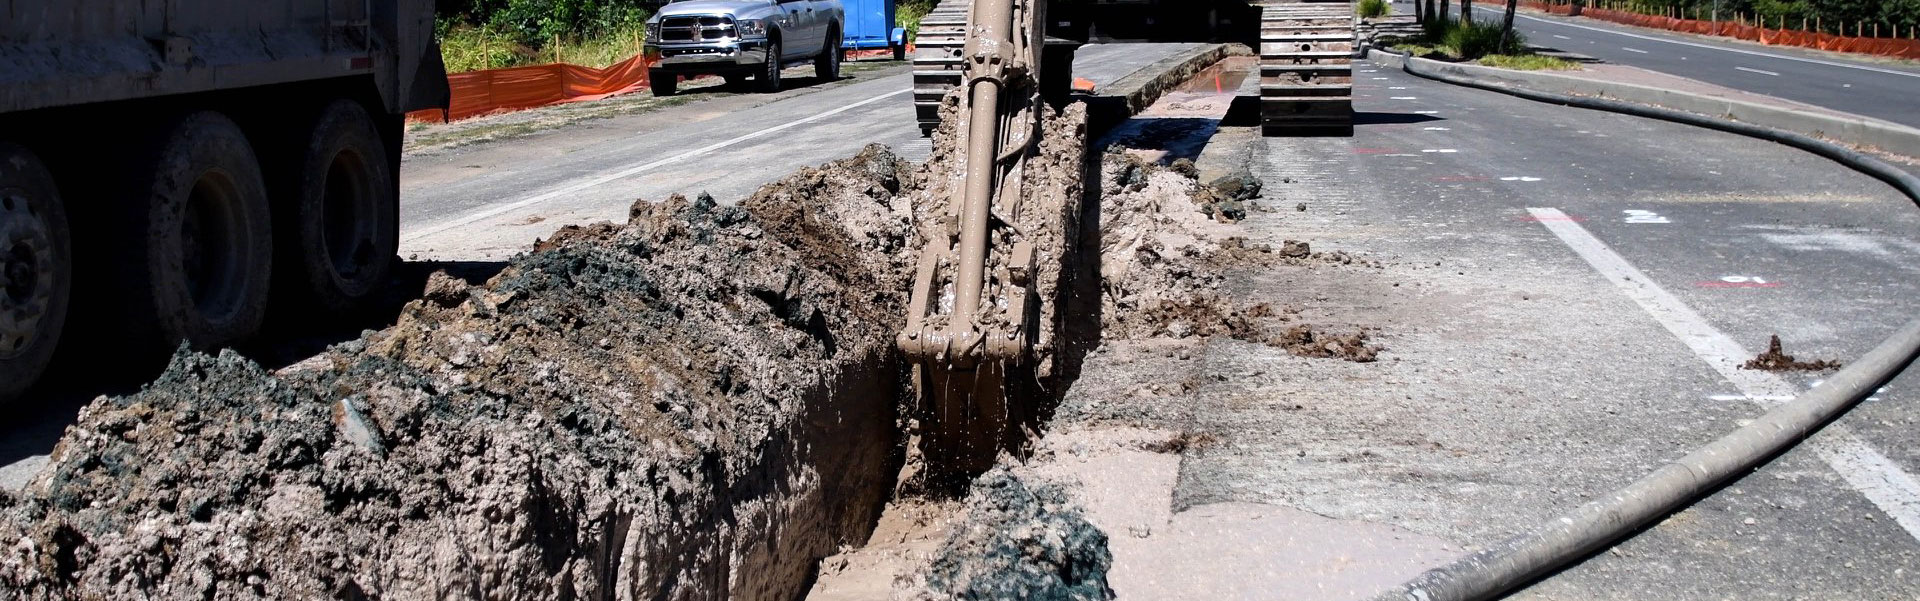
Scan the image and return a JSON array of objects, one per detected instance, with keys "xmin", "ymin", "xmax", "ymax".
[{"xmin": 841, "ymin": 0, "xmax": 909, "ymax": 60}]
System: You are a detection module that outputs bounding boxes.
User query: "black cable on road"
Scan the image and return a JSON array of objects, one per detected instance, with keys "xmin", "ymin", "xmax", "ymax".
[{"xmin": 1366, "ymin": 46, "xmax": 1920, "ymax": 601}]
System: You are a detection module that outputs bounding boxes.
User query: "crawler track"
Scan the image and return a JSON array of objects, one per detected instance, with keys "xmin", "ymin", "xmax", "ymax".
[
  {"xmin": 1258, "ymin": 1, "xmax": 1356, "ymax": 135},
  {"xmin": 911, "ymin": 0, "xmax": 971, "ymax": 136}
]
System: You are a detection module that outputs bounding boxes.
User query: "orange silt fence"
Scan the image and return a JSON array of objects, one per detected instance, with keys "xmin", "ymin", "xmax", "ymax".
[
  {"xmin": 410, "ymin": 43, "xmax": 916, "ymax": 124},
  {"xmin": 409, "ymin": 53, "xmax": 656, "ymax": 123},
  {"xmin": 1519, "ymin": 0, "xmax": 1920, "ymax": 60}
]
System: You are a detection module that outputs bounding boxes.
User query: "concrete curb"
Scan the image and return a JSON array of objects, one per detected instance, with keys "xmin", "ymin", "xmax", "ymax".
[
  {"xmin": 1086, "ymin": 43, "xmax": 1253, "ymax": 133},
  {"xmin": 1365, "ymin": 48, "xmax": 1920, "ymax": 158}
]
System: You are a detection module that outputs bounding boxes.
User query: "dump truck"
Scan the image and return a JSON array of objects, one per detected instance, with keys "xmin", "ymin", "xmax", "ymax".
[
  {"xmin": 900, "ymin": 0, "xmax": 1356, "ymax": 478},
  {"xmin": 0, "ymin": 1, "xmax": 451, "ymax": 405}
]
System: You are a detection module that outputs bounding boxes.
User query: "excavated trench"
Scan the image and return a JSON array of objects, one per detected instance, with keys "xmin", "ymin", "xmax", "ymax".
[{"xmin": 0, "ymin": 59, "xmax": 1298, "ymax": 600}]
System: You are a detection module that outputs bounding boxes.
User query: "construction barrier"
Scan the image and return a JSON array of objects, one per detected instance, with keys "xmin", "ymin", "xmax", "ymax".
[
  {"xmin": 409, "ymin": 46, "xmax": 912, "ymax": 124},
  {"xmin": 1521, "ymin": 0, "xmax": 1920, "ymax": 60}
]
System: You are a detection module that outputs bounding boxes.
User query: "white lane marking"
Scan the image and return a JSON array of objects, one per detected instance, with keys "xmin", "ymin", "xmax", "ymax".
[
  {"xmin": 1392, "ymin": 96, "xmax": 1419, "ymax": 100},
  {"xmin": 1623, "ymin": 47, "xmax": 1650, "ymax": 53},
  {"xmin": 403, "ymin": 88, "xmax": 914, "ymax": 243},
  {"xmin": 1484, "ymin": 5, "xmax": 1920, "ymax": 78},
  {"xmin": 1501, "ymin": 176, "xmax": 1543, "ymax": 181},
  {"xmin": 1623, "ymin": 209, "xmax": 1670, "ymax": 223},
  {"xmin": 1709, "ymin": 394, "xmax": 1797, "ymax": 402},
  {"xmin": 1415, "ymin": 110, "xmax": 1440, "ymax": 114},
  {"xmin": 1527, "ymin": 207, "xmax": 1920, "ymax": 543},
  {"xmin": 1421, "ymin": 148, "xmax": 1459, "ymax": 153},
  {"xmin": 1424, "ymin": 126, "xmax": 1452, "ymax": 130},
  {"xmin": 1736, "ymin": 66, "xmax": 1782, "ymax": 76},
  {"xmin": 1553, "ymin": 34, "xmax": 1572, "ymax": 40},
  {"xmin": 1373, "ymin": 77, "xmax": 1391, "ymax": 80}
]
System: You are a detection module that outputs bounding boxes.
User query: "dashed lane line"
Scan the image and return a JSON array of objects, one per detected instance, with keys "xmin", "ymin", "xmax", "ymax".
[
  {"xmin": 1736, "ymin": 66, "xmax": 1782, "ymax": 76},
  {"xmin": 1623, "ymin": 47, "xmax": 1650, "ymax": 53},
  {"xmin": 1527, "ymin": 206, "xmax": 1920, "ymax": 543}
]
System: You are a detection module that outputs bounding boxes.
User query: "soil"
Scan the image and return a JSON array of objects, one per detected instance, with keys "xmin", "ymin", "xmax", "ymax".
[
  {"xmin": 0, "ymin": 146, "xmax": 923, "ymax": 601},
  {"xmin": 1742, "ymin": 335, "xmax": 1843, "ymax": 371},
  {"xmin": 900, "ymin": 468, "xmax": 1112, "ymax": 601}
]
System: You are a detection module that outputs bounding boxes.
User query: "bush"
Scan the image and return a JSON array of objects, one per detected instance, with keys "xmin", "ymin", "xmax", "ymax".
[
  {"xmin": 1441, "ymin": 20, "xmax": 1523, "ymax": 58},
  {"xmin": 898, "ymin": 0, "xmax": 937, "ymax": 41},
  {"xmin": 1359, "ymin": 0, "xmax": 1392, "ymax": 18}
]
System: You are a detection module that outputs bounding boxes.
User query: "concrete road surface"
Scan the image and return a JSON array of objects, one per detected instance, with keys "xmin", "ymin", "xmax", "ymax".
[
  {"xmin": 1391, "ymin": 0, "xmax": 1920, "ymax": 128},
  {"xmin": 1144, "ymin": 56, "xmax": 1920, "ymax": 598}
]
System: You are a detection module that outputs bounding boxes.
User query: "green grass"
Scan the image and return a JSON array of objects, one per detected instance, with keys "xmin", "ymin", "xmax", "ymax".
[
  {"xmin": 1359, "ymin": 0, "xmax": 1392, "ymax": 18},
  {"xmin": 1397, "ymin": 20, "xmax": 1527, "ymax": 59},
  {"xmin": 898, "ymin": 0, "xmax": 936, "ymax": 42},
  {"xmin": 1477, "ymin": 53, "xmax": 1579, "ymax": 70},
  {"xmin": 437, "ymin": 19, "xmax": 649, "ymax": 73}
]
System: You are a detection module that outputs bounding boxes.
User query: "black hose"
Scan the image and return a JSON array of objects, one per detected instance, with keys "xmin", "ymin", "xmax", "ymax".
[{"xmin": 1365, "ymin": 46, "xmax": 1920, "ymax": 601}]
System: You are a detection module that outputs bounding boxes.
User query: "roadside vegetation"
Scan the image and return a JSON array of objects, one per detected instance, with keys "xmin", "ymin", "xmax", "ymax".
[
  {"xmin": 1359, "ymin": 0, "xmax": 1392, "ymax": 19},
  {"xmin": 436, "ymin": 0, "xmax": 654, "ymax": 72},
  {"xmin": 1393, "ymin": 0, "xmax": 1579, "ymax": 70},
  {"xmin": 898, "ymin": 0, "xmax": 937, "ymax": 42}
]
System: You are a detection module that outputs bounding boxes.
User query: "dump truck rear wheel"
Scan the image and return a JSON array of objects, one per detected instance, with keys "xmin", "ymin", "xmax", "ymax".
[
  {"xmin": 0, "ymin": 142, "xmax": 72, "ymax": 405},
  {"xmin": 284, "ymin": 100, "xmax": 396, "ymax": 314},
  {"xmin": 122, "ymin": 112, "xmax": 272, "ymax": 351}
]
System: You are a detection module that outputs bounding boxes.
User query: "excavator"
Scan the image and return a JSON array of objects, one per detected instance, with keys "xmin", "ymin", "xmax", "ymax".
[{"xmin": 896, "ymin": 0, "xmax": 1357, "ymax": 480}]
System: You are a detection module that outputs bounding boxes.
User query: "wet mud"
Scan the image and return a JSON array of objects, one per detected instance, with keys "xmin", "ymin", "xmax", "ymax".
[{"xmin": 1742, "ymin": 334, "xmax": 1843, "ymax": 372}]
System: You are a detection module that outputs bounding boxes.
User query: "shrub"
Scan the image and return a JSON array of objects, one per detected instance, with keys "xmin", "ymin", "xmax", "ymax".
[
  {"xmin": 1359, "ymin": 0, "xmax": 1392, "ymax": 18},
  {"xmin": 1442, "ymin": 21, "xmax": 1523, "ymax": 58}
]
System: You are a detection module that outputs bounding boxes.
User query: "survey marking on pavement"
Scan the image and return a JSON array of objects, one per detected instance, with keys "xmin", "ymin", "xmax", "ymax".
[
  {"xmin": 1622, "ymin": 47, "xmax": 1649, "ymax": 53},
  {"xmin": 1526, "ymin": 206, "xmax": 1920, "ymax": 543},
  {"xmin": 1421, "ymin": 149, "xmax": 1458, "ymax": 153},
  {"xmin": 404, "ymin": 88, "xmax": 915, "ymax": 243},
  {"xmin": 1736, "ymin": 66, "xmax": 1781, "ymax": 76},
  {"xmin": 1392, "ymin": 96, "xmax": 1418, "ymax": 100},
  {"xmin": 1698, "ymin": 276, "xmax": 1782, "ymax": 288},
  {"xmin": 1500, "ymin": 176, "xmax": 1543, "ymax": 182},
  {"xmin": 1424, "ymin": 127, "xmax": 1451, "ymax": 131},
  {"xmin": 1622, "ymin": 209, "xmax": 1669, "ymax": 223}
]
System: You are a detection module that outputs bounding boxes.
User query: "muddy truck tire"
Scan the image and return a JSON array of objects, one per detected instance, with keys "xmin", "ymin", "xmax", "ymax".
[
  {"xmin": 277, "ymin": 99, "xmax": 398, "ymax": 315},
  {"xmin": 117, "ymin": 111, "xmax": 273, "ymax": 353},
  {"xmin": 0, "ymin": 142, "xmax": 72, "ymax": 405}
]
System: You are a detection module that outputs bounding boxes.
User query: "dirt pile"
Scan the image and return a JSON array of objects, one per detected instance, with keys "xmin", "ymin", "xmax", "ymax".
[
  {"xmin": 1742, "ymin": 334, "xmax": 1842, "ymax": 371},
  {"xmin": 0, "ymin": 146, "xmax": 921, "ymax": 601},
  {"xmin": 900, "ymin": 468, "xmax": 1112, "ymax": 601}
]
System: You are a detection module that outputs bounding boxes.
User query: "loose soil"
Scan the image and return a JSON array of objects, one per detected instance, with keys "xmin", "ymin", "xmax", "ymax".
[{"xmin": 1742, "ymin": 334, "xmax": 1843, "ymax": 371}]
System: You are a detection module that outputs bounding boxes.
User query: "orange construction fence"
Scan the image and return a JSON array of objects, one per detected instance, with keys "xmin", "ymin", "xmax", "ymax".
[
  {"xmin": 409, "ymin": 46, "xmax": 912, "ymax": 124},
  {"xmin": 1520, "ymin": 0, "xmax": 1920, "ymax": 60}
]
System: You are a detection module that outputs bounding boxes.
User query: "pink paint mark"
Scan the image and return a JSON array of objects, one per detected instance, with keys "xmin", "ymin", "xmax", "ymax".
[{"xmin": 1696, "ymin": 281, "xmax": 1783, "ymax": 288}]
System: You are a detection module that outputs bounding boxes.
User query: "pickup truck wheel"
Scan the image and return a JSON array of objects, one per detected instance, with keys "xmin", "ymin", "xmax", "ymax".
[
  {"xmin": 121, "ymin": 112, "xmax": 272, "ymax": 352},
  {"xmin": 282, "ymin": 100, "xmax": 395, "ymax": 315},
  {"xmin": 649, "ymin": 71, "xmax": 678, "ymax": 96},
  {"xmin": 0, "ymin": 143, "xmax": 71, "ymax": 405},
  {"xmin": 815, "ymin": 30, "xmax": 842, "ymax": 80},
  {"xmin": 757, "ymin": 40, "xmax": 783, "ymax": 92}
]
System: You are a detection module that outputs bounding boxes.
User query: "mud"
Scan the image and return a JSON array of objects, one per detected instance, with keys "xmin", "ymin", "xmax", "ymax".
[
  {"xmin": 900, "ymin": 468, "xmax": 1113, "ymax": 601},
  {"xmin": 0, "ymin": 146, "xmax": 923, "ymax": 601},
  {"xmin": 1742, "ymin": 335, "xmax": 1843, "ymax": 372}
]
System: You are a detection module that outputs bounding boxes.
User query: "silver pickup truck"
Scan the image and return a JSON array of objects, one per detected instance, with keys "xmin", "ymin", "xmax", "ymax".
[{"xmin": 644, "ymin": 0, "xmax": 846, "ymax": 95}]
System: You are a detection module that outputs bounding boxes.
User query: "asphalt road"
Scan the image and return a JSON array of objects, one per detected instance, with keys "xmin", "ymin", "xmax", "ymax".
[
  {"xmin": 1165, "ymin": 56, "xmax": 1920, "ymax": 597},
  {"xmin": 1390, "ymin": 0, "xmax": 1920, "ymax": 127}
]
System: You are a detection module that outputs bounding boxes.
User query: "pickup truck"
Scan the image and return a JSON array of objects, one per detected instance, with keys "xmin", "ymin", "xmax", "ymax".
[{"xmin": 644, "ymin": 0, "xmax": 847, "ymax": 95}]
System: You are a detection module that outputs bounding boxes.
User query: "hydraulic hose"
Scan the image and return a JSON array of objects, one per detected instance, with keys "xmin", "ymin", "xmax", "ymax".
[{"xmin": 1365, "ymin": 46, "xmax": 1920, "ymax": 601}]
